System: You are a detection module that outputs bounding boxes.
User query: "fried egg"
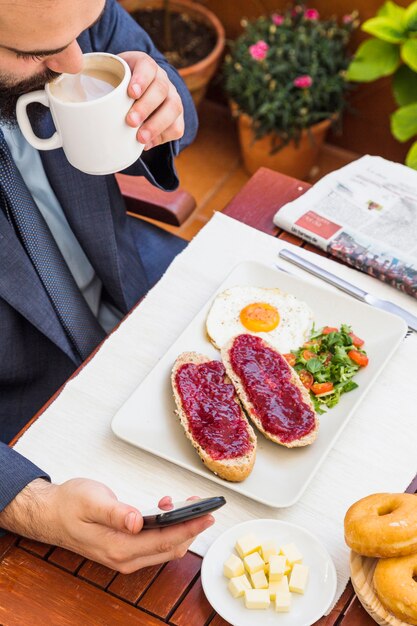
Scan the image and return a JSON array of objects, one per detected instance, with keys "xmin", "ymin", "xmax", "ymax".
[{"xmin": 206, "ymin": 286, "xmax": 314, "ymax": 353}]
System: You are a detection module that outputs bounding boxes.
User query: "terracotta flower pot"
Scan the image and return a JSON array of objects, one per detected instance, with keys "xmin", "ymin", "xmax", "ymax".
[
  {"xmin": 119, "ymin": 0, "xmax": 225, "ymax": 107},
  {"xmin": 236, "ymin": 111, "xmax": 331, "ymax": 180}
]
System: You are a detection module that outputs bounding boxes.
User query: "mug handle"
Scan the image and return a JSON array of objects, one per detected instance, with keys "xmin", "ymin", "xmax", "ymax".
[{"xmin": 16, "ymin": 90, "xmax": 63, "ymax": 151}]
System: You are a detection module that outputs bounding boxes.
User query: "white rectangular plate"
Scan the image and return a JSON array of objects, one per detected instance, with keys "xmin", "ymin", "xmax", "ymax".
[{"xmin": 112, "ymin": 261, "xmax": 407, "ymax": 508}]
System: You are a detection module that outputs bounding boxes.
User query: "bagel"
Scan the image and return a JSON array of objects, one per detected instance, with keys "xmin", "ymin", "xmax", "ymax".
[
  {"xmin": 344, "ymin": 493, "xmax": 417, "ymax": 557},
  {"xmin": 373, "ymin": 553, "xmax": 417, "ymax": 625}
]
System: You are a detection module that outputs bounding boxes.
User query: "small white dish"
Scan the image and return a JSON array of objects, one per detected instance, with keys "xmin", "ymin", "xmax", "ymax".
[{"xmin": 201, "ymin": 518, "xmax": 337, "ymax": 626}]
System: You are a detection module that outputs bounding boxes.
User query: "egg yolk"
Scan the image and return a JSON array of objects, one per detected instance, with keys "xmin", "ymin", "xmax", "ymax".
[{"xmin": 239, "ymin": 302, "xmax": 280, "ymax": 332}]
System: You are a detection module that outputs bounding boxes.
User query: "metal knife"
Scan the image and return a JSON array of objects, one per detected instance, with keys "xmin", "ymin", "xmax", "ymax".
[{"xmin": 278, "ymin": 249, "xmax": 417, "ymax": 332}]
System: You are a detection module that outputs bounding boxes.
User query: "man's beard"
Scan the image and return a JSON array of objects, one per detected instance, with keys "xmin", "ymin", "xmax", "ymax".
[{"xmin": 0, "ymin": 67, "xmax": 61, "ymax": 126}]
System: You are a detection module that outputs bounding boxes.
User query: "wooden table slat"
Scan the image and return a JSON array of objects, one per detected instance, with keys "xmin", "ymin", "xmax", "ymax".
[
  {"xmin": 18, "ymin": 538, "xmax": 51, "ymax": 558},
  {"xmin": 48, "ymin": 547, "xmax": 85, "ymax": 573},
  {"xmin": 108, "ymin": 563, "xmax": 164, "ymax": 604},
  {"xmin": 0, "ymin": 547, "xmax": 166, "ymax": 626},
  {"xmin": 170, "ymin": 577, "xmax": 215, "ymax": 626},
  {"xmin": 138, "ymin": 551, "xmax": 201, "ymax": 619},
  {"xmin": 77, "ymin": 559, "xmax": 117, "ymax": 589},
  {"xmin": 224, "ymin": 166, "xmax": 310, "ymax": 235},
  {"xmin": 0, "ymin": 533, "xmax": 16, "ymax": 561},
  {"xmin": 340, "ymin": 597, "xmax": 382, "ymax": 626}
]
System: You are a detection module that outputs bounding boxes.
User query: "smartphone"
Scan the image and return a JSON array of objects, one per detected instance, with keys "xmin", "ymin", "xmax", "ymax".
[{"xmin": 142, "ymin": 496, "xmax": 226, "ymax": 529}]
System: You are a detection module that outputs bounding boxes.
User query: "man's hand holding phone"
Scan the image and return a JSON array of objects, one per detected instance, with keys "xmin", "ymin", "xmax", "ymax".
[{"xmin": 0, "ymin": 478, "xmax": 219, "ymax": 574}]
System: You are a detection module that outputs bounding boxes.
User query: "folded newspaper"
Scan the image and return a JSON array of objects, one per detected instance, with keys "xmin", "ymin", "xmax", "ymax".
[{"xmin": 273, "ymin": 155, "xmax": 417, "ymax": 299}]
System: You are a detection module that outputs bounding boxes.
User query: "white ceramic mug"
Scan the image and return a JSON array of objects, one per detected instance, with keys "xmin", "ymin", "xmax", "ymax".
[{"xmin": 16, "ymin": 52, "xmax": 144, "ymax": 175}]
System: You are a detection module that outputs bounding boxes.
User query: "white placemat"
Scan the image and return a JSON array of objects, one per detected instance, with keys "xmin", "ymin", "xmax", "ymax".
[{"xmin": 14, "ymin": 212, "xmax": 417, "ymax": 612}]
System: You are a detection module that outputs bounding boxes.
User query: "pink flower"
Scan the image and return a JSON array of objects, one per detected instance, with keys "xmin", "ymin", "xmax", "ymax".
[
  {"xmin": 342, "ymin": 14, "xmax": 353, "ymax": 24},
  {"xmin": 272, "ymin": 13, "xmax": 284, "ymax": 26},
  {"xmin": 249, "ymin": 40, "xmax": 269, "ymax": 61},
  {"xmin": 304, "ymin": 8, "xmax": 320, "ymax": 20},
  {"xmin": 293, "ymin": 75, "xmax": 313, "ymax": 88},
  {"xmin": 256, "ymin": 40, "xmax": 269, "ymax": 51}
]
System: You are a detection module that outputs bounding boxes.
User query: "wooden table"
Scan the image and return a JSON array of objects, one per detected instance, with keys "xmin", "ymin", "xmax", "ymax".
[{"xmin": 1, "ymin": 167, "xmax": 416, "ymax": 626}]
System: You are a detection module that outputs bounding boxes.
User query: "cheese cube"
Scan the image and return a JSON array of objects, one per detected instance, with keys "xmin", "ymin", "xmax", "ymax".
[
  {"xmin": 244, "ymin": 589, "xmax": 270, "ymax": 609},
  {"xmin": 250, "ymin": 569, "xmax": 268, "ymax": 589},
  {"xmin": 289, "ymin": 563, "xmax": 309, "ymax": 594},
  {"xmin": 223, "ymin": 553, "xmax": 244, "ymax": 578},
  {"xmin": 275, "ymin": 591, "xmax": 291, "ymax": 612},
  {"xmin": 269, "ymin": 554, "xmax": 286, "ymax": 581},
  {"xmin": 280, "ymin": 542, "xmax": 303, "ymax": 566},
  {"xmin": 228, "ymin": 574, "xmax": 252, "ymax": 598},
  {"xmin": 260, "ymin": 539, "xmax": 278, "ymax": 563},
  {"xmin": 284, "ymin": 559, "xmax": 291, "ymax": 575},
  {"xmin": 269, "ymin": 575, "xmax": 289, "ymax": 600},
  {"xmin": 244, "ymin": 551, "xmax": 265, "ymax": 574},
  {"xmin": 235, "ymin": 534, "xmax": 261, "ymax": 558}
]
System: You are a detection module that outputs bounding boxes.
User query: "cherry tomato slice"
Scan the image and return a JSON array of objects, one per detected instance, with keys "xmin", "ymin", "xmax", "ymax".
[
  {"xmin": 301, "ymin": 349, "xmax": 316, "ymax": 361},
  {"xmin": 348, "ymin": 350, "xmax": 369, "ymax": 367},
  {"xmin": 298, "ymin": 369, "xmax": 314, "ymax": 390},
  {"xmin": 349, "ymin": 332, "xmax": 364, "ymax": 347},
  {"xmin": 283, "ymin": 353, "xmax": 296, "ymax": 367},
  {"xmin": 322, "ymin": 326, "xmax": 338, "ymax": 335},
  {"xmin": 311, "ymin": 382, "xmax": 334, "ymax": 395},
  {"xmin": 303, "ymin": 339, "xmax": 320, "ymax": 349}
]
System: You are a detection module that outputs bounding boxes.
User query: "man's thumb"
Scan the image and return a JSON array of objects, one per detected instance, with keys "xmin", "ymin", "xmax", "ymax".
[{"xmin": 91, "ymin": 489, "xmax": 143, "ymax": 534}]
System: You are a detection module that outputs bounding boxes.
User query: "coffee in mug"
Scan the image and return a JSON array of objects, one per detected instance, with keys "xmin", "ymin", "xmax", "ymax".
[
  {"xmin": 16, "ymin": 53, "xmax": 144, "ymax": 175},
  {"xmin": 50, "ymin": 68, "xmax": 121, "ymax": 103}
]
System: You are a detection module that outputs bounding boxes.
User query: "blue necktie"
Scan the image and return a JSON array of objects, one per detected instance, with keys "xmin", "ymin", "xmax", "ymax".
[{"xmin": 0, "ymin": 130, "xmax": 106, "ymax": 363}]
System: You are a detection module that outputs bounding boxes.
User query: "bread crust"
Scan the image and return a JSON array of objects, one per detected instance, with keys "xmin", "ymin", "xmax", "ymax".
[
  {"xmin": 171, "ymin": 352, "xmax": 257, "ymax": 482},
  {"xmin": 221, "ymin": 335, "xmax": 319, "ymax": 448}
]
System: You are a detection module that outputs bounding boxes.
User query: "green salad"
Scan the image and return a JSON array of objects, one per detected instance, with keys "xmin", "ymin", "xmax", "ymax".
[{"xmin": 283, "ymin": 324, "xmax": 369, "ymax": 414}]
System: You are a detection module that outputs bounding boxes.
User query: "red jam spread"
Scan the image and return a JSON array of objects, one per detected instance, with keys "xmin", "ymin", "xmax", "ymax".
[
  {"xmin": 175, "ymin": 360, "xmax": 253, "ymax": 461},
  {"xmin": 229, "ymin": 334, "xmax": 315, "ymax": 443}
]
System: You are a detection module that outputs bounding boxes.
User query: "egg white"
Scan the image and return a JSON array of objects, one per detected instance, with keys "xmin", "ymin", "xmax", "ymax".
[{"xmin": 206, "ymin": 286, "xmax": 314, "ymax": 353}]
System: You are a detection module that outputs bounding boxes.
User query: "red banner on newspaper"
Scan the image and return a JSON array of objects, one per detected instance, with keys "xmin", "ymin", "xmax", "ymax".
[{"xmin": 295, "ymin": 211, "xmax": 341, "ymax": 239}]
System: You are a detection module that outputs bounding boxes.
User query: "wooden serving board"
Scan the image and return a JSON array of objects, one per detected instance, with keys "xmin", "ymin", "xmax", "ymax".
[{"xmin": 350, "ymin": 551, "xmax": 410, "ymax": 626}]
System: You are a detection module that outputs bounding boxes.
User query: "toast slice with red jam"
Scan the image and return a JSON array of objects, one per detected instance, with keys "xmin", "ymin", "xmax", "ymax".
[
  {"xmin": 171, "ymin": 352, "xmax": 257, "ymax": 481},
  {"xmin": 221, "ymin": 334, "xmax": 318, "ymax": 448}
]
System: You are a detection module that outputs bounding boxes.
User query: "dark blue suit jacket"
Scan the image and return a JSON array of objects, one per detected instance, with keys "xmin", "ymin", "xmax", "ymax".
[{"xmin": 0, "ymin": 0, "xmax": 197, "ymax": 510}]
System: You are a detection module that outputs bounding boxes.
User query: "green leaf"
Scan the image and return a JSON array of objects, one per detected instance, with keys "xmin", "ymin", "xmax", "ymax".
[
  {"xmin": 393, "ymin": 65, "xmax": 417, "ymax": 106},
  {"xmin": 391, "ymin": 102, "xmax": 417, "ymax": 141},
  {"xmin": 405, "ymin": 140, "xmax": 417, "ymax": 168},
  {"xmin": 401, "ymin": 38, "xmax": 417, "ymax": 71},
  {"xmin": 377, "ymin": 1, "xmax": 406, "ymax": 21},
  {"xmin": 404, "ymin": 0, "xmax": 417, "ymax": 32},
  {"xmin": 343, "ymin": 381, "xmax": 359, "ymax": 393},
  {"xmin": 346, "ymin": 39, "xmax": 400, "ymax": 82},
  {"xmin": 362, "ymin": 17, "xmax": 405, "ymax": 43},
  {"xmin": 306, "ymin": 359, "xmax": 322, "ymax": 374}
]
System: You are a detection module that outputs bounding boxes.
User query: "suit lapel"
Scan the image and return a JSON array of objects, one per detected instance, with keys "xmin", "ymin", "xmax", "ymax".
[{"xmin": 0, "ymin": 210, "xmax": 79, "ymax": 363}]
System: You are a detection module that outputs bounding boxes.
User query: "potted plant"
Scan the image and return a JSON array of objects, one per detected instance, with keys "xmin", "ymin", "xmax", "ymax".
[
  {"xmin": 347, "ymin": 0, "xmax": 417, "ymax": 169},
  {"xmin": 119, "ymin": 0, "xmax": 225, "ymax": 106},
  {"xmin": 223, "ymin": 4, "xmax": 358, "ymax": 179}
]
